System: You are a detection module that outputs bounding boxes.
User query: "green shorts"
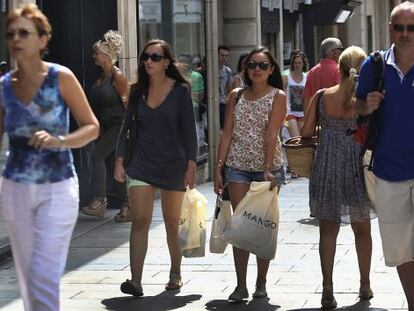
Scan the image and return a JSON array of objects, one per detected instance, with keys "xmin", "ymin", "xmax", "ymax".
[{"xmin": 127, "ymin": 176, "xmax": 150, "ymax": 189}]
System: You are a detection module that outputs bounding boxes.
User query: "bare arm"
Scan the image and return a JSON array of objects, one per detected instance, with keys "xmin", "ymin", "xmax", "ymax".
[
  {"xmin": 264, "ymin": 90, "xmax": 286, "ymax": 171},
  {"xmin": 58, "ymin": 67, "xmax": 99, "ymax": 147},
  {"xmin": 301, "ymin": 92, "xmax": 319, "ymax": 138},
  {"xmin": 213, "ymin": 88, "xmax": 239, "ymax": 194},
  {"xmin": 112, "ymin": 68, "xmax": 129, "ymax": 108}
]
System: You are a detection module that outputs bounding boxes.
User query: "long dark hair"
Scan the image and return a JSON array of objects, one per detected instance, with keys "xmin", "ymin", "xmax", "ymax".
[
  {"xmin": 289, "ymin": 51, "xmax": 309, "ymax": 73},
  {"xmin": 243, "ymin": 47, "xmax": 283, "ymax": 89},
  {"xmin": 130, "ymin": 39, "xmax": 188, "ymax": 103}
]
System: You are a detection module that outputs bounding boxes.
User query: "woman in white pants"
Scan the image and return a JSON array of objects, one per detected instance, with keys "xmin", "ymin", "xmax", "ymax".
[{"xmin": 0, "ymin": 4, "xmax": 99, "ymax": 311}]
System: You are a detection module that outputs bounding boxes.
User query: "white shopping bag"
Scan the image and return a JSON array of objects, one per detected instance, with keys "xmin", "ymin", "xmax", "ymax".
[
  {"xmin": 179, "ymin": 188, "xmax": 207, "ymax": 257},
  {"xmin": 209, "ymin": 195, "xmax": 232, "ymax": 254},
  {"xmin": 223, "ymin": 181, "xmax": 280, "ymax": 260}
]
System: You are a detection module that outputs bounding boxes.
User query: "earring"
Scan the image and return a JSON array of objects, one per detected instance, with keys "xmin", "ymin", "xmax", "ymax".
[{"xmin": 165, "ymin": 65, "xmax": 168, "ymax": 70}]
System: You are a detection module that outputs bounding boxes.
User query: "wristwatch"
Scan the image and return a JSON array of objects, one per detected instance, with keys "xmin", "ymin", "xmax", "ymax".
[{"xmin": 56, "ymin": 135, "xmax": 66, "ymax": 147}]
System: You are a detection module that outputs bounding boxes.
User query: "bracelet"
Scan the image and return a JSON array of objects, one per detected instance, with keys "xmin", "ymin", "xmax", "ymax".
[
  {"xmin": 215, "ymin": 159, "xmax": 224, "ymax": 167},
  {"xmin": 55, "ymin": 135, "xmax": 66, "ymax": 147}
]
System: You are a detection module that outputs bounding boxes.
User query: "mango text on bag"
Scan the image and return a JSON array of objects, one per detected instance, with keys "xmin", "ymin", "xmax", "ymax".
[{"xmin": 242, "ymin": 211, "xmax": 277, "ymax": 229}]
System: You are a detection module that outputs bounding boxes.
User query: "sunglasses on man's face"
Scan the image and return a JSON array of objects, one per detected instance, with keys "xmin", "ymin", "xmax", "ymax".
[
  {"xmin": 141, "ymin": 53, "xmax": 164, "ymax": 62},
  {"xmin": 392, "ymin": 23, "xmax": 414, "ymax": 32},
  {"xmin": 246, "ymin": 60, "xmax": 271, "ymax": 71},
  {"xmin": 5, "ymin": 28, "xmax": 36, "ymax": 40}
]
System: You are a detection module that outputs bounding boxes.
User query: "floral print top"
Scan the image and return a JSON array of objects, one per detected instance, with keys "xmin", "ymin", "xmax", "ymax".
[
  {"xmin": 0, "ymin": 63, "xmax": 75, "ymax": 183},
  {"xmin": 226, "ymin": 88, "xmax": 283, "ymax": 172}
]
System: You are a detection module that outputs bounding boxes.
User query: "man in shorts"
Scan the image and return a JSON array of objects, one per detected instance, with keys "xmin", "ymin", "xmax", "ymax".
[{"xmin": 356, "ymin": 2, "xmax": 414, "ymax": 309}]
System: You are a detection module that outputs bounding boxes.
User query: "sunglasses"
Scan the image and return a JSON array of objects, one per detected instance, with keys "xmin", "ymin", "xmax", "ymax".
[
  {"xmin": 141, "ymin": 53, "xmax": 164, "ymax": 62},
  {"xmin": 5, "ymin": 28, "xmax": 37, "ymax": 40},
  {"xmin": 391, "ymin": 24, "xmax": 414, "ymax": 32},
  {"xmin": 246, "ymin": 60, "xmax": 271, "ymax": 71}
]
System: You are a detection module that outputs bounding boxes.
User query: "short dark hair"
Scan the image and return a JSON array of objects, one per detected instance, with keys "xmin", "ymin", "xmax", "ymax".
[{"xmin": 218, "ymin": 45, "xmax": 230, "ymax": 52}]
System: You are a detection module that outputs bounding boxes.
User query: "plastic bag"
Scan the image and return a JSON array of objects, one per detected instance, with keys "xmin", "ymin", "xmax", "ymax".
[
  {"xmin": 179, "ymin": 188, "xmax": 207, "ymax": 258},
  {"xmin": 223, "ymin": 181, "xmax": 280, "ymax": 260},
  {"xmin": 209, "ymin": 195, "xmax": 232, "ymax": 253}
]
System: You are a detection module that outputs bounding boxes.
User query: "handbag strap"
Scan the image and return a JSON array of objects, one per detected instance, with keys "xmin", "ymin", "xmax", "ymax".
[{"xmin": 315, "ymin": 89, "xmax": 325, "ymax": 138}]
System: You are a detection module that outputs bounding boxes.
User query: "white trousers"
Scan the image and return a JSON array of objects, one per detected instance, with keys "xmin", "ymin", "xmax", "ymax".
[{"xmin": 0, "ymin": 177, "xmax": 79, "ymax": 311}]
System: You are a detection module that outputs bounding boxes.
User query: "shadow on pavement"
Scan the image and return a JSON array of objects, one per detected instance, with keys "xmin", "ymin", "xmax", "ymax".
[
  {"xmin": 287, "ymin": 300, "xmax": 389, "ymax": 311},
  {"xmin": 101, "ymin": 290, "xmax": 202, "ymax": 311},
  {"xmin": 297, "ymin": 217, "xmax": 319, "ymax": 226},
  {"xmin": 205, "ymin": 298, "xmax": 280, "ymax": 310}
]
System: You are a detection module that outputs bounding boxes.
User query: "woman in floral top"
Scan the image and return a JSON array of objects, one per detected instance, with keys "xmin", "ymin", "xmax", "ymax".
[{"xmin": 214, "ymin": 47, "xmax": 286, "ymax": 302}]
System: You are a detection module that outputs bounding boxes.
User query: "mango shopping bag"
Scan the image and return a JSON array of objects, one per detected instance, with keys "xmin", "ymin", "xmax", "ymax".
[
  {"xmin": 223, "ymin": 181, "xmax": 280, "ymax": 260},
  {"xmin": 179, "ymin": 187, "xmax": 207, "ymax": 257},
  {"xmin": 209, "ymin": 194, "xmax": 232, "ymax": 253}
]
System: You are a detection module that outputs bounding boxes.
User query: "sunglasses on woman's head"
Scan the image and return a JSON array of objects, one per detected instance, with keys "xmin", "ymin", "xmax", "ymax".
[
  {"xmin": 246, "ymin": 60, "xmax": 271, "ymax": 71},
  {"xmin": 141, "ymin": 53, "xmax": 164, "ymax": 62},
  {"xmin": 392, "ymin": 23, "xmax": 414, "ymax": 32},
  {"xmin": 5, "ymin": 29, "xmax": 36, "ymax": 40}
]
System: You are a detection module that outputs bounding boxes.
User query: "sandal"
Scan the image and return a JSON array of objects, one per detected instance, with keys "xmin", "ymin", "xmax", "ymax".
[
  {"xmin": 120, "ymin": 279, "xmax": 143, "ymax": 297},
  {"xmin": 82, "ymin": 197, "xmax": 107, "ymax": 218},
  {"xmin": 114, "ymin": 202, "xmax": 131, "ymax": 222},
  {"xmin": 359, "ymin": 288, "xmax": 374, "ymax": 300},
  {"xmin": 165, "ymin": 273, "xmax": 183, "ymax": 290},
  {"xmin": 321, "ymin": 289, "xmax": 337, "ymax": 309}
]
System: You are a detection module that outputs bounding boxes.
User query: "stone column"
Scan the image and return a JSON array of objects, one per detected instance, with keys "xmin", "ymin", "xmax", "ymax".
[
  {"xmin": 205, "ymin": 0, "xmax": 219, "ymax": 180},
  {"xmin": 117, "ymin": 0, "xmax": 138, "ymax": 82},
  {"xmin": 221, "ymin": 0, "xmax": 261, "ymax": 70}
]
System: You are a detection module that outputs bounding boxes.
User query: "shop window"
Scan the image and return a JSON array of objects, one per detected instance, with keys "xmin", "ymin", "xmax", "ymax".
[{"xmin": 0, "ymin": 0, "xmax": 8, "ymax": 70}]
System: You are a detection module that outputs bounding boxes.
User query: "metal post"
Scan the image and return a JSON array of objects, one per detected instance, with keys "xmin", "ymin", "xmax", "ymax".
[
  {"xmin": 278, "ymin": 0, "xmax": 284, "ymax": 68},
  {"xmin": 205, "ymin": 0, "xmax": 219, "ymax": 180}
]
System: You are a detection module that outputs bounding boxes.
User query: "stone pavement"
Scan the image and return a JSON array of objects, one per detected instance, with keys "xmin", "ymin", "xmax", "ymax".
[{"xmin": 0, "ymin": 178, "xmax": 408, "ymax": 311}]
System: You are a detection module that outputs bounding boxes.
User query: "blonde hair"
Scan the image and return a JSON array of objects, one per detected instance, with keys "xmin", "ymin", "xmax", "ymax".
[
  {"xmin": 338, "ymin": 46, "xmax": 367, "ymax": 110},
  {"xmin": 93, "ymin": 30, "xmax": 122, "ymax": 63}
]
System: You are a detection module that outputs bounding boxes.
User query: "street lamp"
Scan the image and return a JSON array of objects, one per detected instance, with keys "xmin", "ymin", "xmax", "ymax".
[{"xmin": 334, "ymin": 6, "xmax": 353, "ymax": 23}]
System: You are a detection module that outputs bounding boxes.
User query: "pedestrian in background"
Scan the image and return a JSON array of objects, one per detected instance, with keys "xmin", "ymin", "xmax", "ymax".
[
  {"xmin": 230, "ymin": 53, "xmax": 248, "ymax": 90},
  {"xmin": 0, "ymin": 4, "xmax": 99, "ymax": 310},
  {"xmin": 82, "ymin": 30, "xmax": 130, "ymax": 221},
  {"xmin": 114, "ymin": 39, "xmax": 197, "ymax": 297},
  {"xmin": 302, "ymin": 46, "xmax": 374, "ymax": 309},
  {"xmin": 218, "ymin": 45, "xmax": 233, "ymax": 129},
  {"xmin": 356, "ymin": 2, "xmax": 414, "ymax": 309},
  {"xmin": 214, "ymin": 47, "xmax": 286, "ymax": 302},
  {"xmin": 303, "ymin": 37, "xmax": 343, "ymax": 113},
  {"xmin": 283, "ymin": 51, "xmax": 308, "ymax": 178}
]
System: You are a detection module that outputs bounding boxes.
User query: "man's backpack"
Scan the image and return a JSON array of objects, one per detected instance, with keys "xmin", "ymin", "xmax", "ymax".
[{"xmin": 348, "ymin": 51, "xmax": 385, "ymax": 169}]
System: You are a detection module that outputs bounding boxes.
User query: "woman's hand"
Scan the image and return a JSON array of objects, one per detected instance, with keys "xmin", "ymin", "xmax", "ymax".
[
  {"xmin": 114, "ymin": 158, "xmax": 126, "ymax": 183},
  {"xmin": 214, "ymin": 168, "xmax": 224, "ymax": 195},
  {"xmin": 28, "ymin": 130, "xmax": 63, "ymax": 149},
  {"xmin": 184, "ymin": 167, "xmax": 196, "ymax": 189},
  {"xmin": 264, "ymin": 170, "xmax": 277, "ymax": 190}
]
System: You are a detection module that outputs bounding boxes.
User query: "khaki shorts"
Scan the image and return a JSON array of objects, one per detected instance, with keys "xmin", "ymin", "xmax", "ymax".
[
  {"xmin": 127, "ymin": 176, "xmax": 150, "ymax": 189},
  {"xmin": 375, "ymin": 177, "xmax": 414, "ymax": 267}
]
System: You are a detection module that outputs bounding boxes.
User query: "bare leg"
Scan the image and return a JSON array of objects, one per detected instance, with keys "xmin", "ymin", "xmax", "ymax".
[
  {"xmin": 319, "ymin": 219, "xmax": 340, "ymax": 291},
  {"xmin": 256, "ymin": 257, "xmax": 270, "ymax": 286},
  {"xmin": 228, "ymin": 182, "xmax": 251, "ymax": 288},
  {"xmin": 128, "ymin": 186, "xmax": 155, "ymax": 287},
  {"xmin": 287, "ymin": 119, "xmax": 300, "ymax": 138},
  {"xmin": 397, "ymin": 261, "xmax": 414, "ymax": 311},
  {"xmin": 351, "ymin": 221, "xmax": 372, "ymax": 294},
  {"xmin": 160, "ymin": 189, "xmax": 185, "ymax": 276}
]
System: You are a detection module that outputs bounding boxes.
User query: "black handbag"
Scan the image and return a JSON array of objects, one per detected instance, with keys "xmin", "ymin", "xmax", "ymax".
[{"xmin": 123, "ymin": 98, "xmax": 140, "ymax": 167}]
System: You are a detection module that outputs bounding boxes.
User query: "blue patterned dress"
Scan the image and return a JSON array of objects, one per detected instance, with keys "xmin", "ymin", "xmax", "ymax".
[{"xmin": 0, "ymin": 63, "xmax": 75, "ymax": 184}]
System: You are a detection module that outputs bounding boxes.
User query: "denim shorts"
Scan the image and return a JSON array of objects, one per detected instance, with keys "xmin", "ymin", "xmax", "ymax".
[{"xmin": 224, "ymin": 166, "xmax": 283, "ymax": 186}]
